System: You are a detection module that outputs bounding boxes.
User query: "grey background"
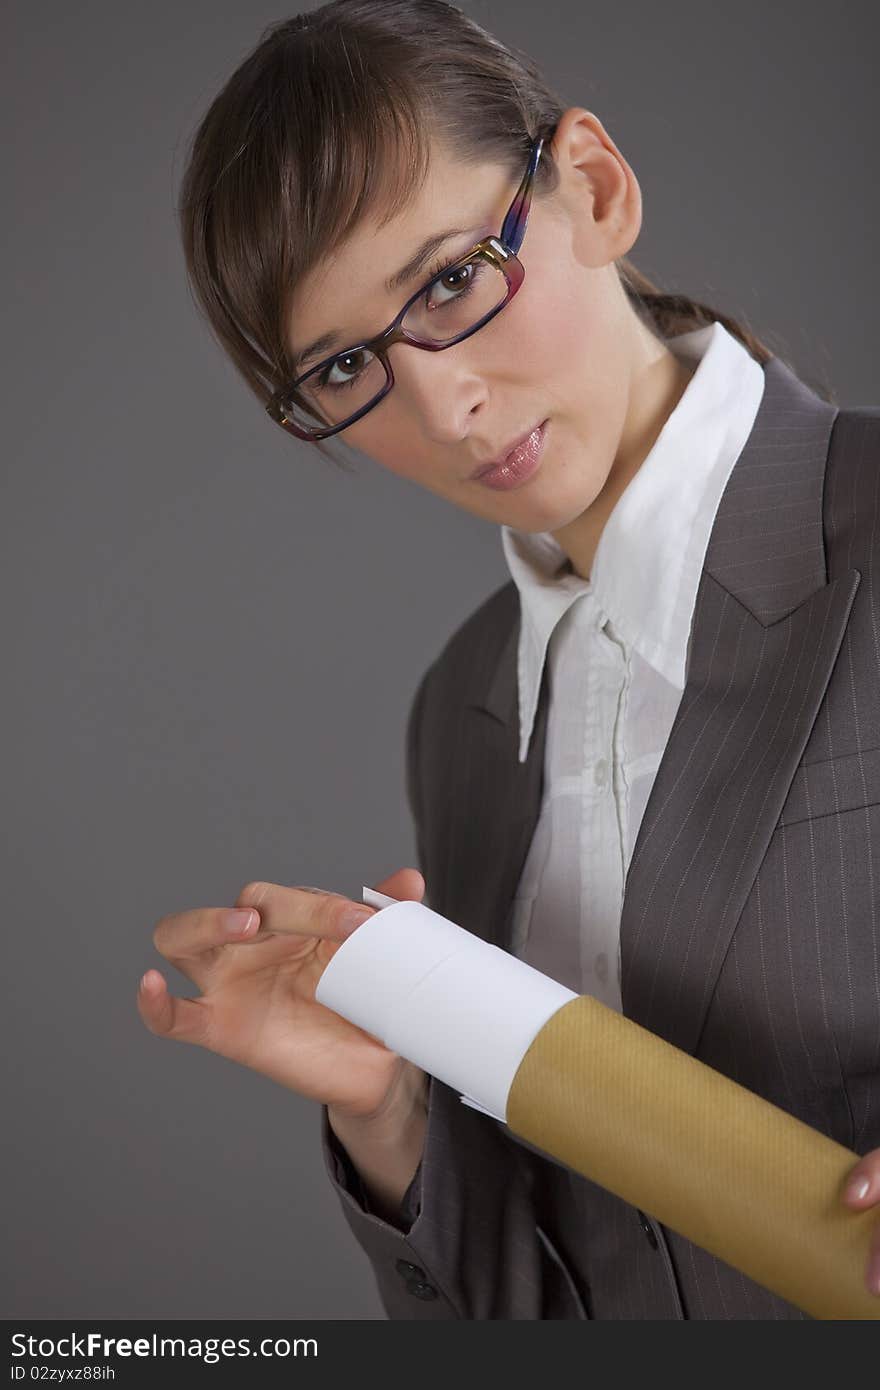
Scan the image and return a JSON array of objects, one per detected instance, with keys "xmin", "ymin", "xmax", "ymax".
[{"xmin": 3, "ymin": 0, "xmax": 877, "ymax": 1319}]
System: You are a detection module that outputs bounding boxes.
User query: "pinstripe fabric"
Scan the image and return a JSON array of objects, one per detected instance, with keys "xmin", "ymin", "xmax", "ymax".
[{"xmin": 321, "ymin": 356, "xmax": 880, "ymax": 1318}]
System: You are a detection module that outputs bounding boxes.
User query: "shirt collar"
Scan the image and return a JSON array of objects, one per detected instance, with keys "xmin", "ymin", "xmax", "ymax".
[{"xmin": 500, "ymin": 319, "xmax": 766, "ymax": 763}]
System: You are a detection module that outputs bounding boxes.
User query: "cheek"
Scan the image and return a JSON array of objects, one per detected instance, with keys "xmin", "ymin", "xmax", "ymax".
[
  {"xmin": 345, "ymin": 409, "xmax": 425, "ymax": 480},
  {"xmin": 502, "ymin": 262, "xmax": 608, "ymax": 395},
  {"xmin": 515, "ymin": 264, "xmax": 632, "ymax": 450}
]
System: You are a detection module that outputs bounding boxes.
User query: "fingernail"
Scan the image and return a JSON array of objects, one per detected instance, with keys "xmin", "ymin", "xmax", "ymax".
[
  {"xmin": 340, "ymin": 908, "xmax": 373, "ymax": 937},
  {"xmin": 225, "ymin": 909, "xmax": 256, "ymax": 934},
  {"xmin": 846, "ymin": 1175, "xmax": 870, "ymax": 1202},
  {"xmin": 140, "ymin": 970, "xmax": 157, "ymax": 992}
]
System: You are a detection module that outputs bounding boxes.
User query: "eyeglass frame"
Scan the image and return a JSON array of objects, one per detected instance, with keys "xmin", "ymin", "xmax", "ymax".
[{"xmin": 266, "ymin": 134, "xmax": 546, "ymax": 441}]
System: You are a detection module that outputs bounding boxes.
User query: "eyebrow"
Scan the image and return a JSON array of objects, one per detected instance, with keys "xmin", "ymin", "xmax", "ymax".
[{"xmin": 291, "ymin": 225, "xmax": 477, "ymax": 374}]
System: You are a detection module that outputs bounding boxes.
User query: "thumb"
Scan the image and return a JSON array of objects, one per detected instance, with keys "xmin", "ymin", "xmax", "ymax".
[
  {"xmin": 136, "ymin": 969, "xmax": 211, "ymax": 1046},
  {"xmin": 371, "ymin": 866, "xmax": 426, "ymax": 903}
]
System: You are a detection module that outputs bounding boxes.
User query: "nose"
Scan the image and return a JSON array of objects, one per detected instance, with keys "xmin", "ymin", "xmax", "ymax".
[{"xmin": 388, "ymin": 338, "xmax": 489, "ymax": 443}]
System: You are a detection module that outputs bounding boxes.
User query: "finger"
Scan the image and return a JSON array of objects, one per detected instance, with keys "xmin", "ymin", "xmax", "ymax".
[
  {"xmin": 842, "ymin": 1158, "xmax": 878, "ymax": 1206},
  {"xmin": 152, "ymin": 905, "xmax": 261, "ymax": 963},
  {"xmin": 372, "ymin": 867, "xmax": 426, "ymax": 902},
  {"xmin": 233, "ymin": 881, "xmax": 376, "ymax": 942},
  {"xmin": 136, "ymin": 969, "xmax": 211, "ymax": 1046}
]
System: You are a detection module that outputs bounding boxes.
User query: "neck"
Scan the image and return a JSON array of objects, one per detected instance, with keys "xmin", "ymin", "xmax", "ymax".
[{"xmin": 551, "ymin": 328, "xmax": 695, "ymax": 582}]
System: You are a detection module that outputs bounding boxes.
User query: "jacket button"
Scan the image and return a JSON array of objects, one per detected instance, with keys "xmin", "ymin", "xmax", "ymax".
[
  {"xmin": 395, "ymin": 1259, "xmax": 424, "ymax": 1280},
  {"xmin": 638, "ymin": 1210, "xmax": 659, "ymax": 1249},
  {"xmin": 408, "ymin": 1280, "xmax": 438, "ymax": 1300}
]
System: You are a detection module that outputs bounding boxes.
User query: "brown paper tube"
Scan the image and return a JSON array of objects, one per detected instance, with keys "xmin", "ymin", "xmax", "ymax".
[{"xmin": 505, "ymin": 994, "xmax": 879, "ymax": 1319}]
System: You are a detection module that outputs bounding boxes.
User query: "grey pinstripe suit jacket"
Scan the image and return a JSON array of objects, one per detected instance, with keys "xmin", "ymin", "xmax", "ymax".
[{"xmin": 321, "ymin": 351, "xmax": 880, "ymax": 1318}]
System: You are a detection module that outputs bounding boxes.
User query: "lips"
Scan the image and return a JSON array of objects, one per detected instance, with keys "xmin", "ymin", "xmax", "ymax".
[
  {"xmin": 470, "ymin": 421, "xmax": 546, "ymax": 480},
  {"xmin": 468, "ymin": 420, "xmax": 547, "ymax": 492}
]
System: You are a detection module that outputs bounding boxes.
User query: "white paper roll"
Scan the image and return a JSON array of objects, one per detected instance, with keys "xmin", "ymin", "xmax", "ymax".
[{"xmin": 315, "ymin": 896, "xmax": 576, "ymax": 1122}]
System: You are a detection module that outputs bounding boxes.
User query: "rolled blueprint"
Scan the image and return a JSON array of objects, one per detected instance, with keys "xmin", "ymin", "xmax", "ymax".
[{"xmin": 314, "ymin": 894, "xmax": 880, "ymax": 1319}]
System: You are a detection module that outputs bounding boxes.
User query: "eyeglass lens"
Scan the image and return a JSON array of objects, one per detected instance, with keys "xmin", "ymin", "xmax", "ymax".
[{"xmin": 281, "ymin": 254, "xmax": 509, "ymax": 435}]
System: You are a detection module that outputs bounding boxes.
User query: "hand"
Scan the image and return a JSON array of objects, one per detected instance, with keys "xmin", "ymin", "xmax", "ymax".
[
  {"xmin": 841, "ymin": 1148, "xmax": 880, "ymax": 1296},
  {"xmin": 136, "ymin": 867, "xmax": 427, "ymax": 1121}
]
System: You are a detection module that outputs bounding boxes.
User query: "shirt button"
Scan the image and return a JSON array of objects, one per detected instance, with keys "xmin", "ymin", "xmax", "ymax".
[
  {"xmin": 594, "ymin": 758, "xmax": 608, "ymax": 787},
  {"xmin": 408, "ymin": 1280, "xmax": 439, "ymax": 1300},
  {"xmin": 395, "ymin": 1259, "xmax": 424, "ymax": 1280}
]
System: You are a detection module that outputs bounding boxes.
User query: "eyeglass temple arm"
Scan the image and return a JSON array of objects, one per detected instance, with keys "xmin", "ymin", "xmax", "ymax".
[{"xmin": 499, "ymin": 137, "xmax": 544, "ymax": 256}]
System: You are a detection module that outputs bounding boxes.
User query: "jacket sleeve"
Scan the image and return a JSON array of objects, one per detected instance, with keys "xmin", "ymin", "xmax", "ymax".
[
  {"xmin": 316, "ymin": 666, "xmax": 587, "ymax": 1319},
  {"xmin": 319, "ymin": 1076, "xmax": 585, "ymax": 1318}
]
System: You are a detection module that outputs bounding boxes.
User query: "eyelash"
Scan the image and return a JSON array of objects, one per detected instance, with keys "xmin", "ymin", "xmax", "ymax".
[
  {"xmin": 315, "ymin": 253, "xmax": 470, "ymax": 393},
  {"xmin": 423, "ymin": 251, "xmax": 455, "ymax": 284}
]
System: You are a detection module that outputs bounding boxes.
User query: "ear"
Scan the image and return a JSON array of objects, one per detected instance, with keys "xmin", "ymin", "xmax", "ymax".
[{"xmin": 549, "ymin": 106, "xmax": 643, "ymax": 266}]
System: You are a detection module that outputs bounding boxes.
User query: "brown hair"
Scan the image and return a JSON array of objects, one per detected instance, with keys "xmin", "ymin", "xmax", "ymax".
[{"xmin": 177, "ymin": 0, "xmax": 832, "ymax": 466}]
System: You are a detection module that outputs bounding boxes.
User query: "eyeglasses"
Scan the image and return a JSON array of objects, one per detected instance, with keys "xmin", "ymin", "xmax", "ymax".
[{"xmin": 266, "ymin": 136, "xmax": 545, "ymax": 441}]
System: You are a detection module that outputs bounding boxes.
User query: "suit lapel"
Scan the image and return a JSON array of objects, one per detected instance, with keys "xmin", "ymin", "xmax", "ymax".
[
  {"xmin": 619, "ymin": 556, "xmax": 859, "ymax": 1053},
  {"xmin": 438, "ymin": 611, "xmax": 551, "ymax": 948},
  {"xmin": 455, "ymin": 354, "xmax": 860, "ymax": 1056}
]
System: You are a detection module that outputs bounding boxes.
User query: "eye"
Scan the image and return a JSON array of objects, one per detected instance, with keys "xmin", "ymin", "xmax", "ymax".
[
  {"xmin": 318, "ymin": 347, "xmax": 375, "ymax": 391},
  {"xmin": 424, "ymin": 259, "xmax": 480, "ymax": 309}
]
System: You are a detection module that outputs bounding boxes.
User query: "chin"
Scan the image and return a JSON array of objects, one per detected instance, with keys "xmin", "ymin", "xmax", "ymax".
[
  {"xmin": 549, "ymin": 467, "xmax": 609, "ymax": 529},
  {"xmin": 518, "ymin": 482, "xmax": 601, "ymax": 536}
]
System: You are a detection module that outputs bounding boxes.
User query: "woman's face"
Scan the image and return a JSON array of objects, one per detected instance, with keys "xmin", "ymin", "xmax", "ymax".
[{"xmin": 287, "ymin": 107, "xmax": 676, "ymax": 543}]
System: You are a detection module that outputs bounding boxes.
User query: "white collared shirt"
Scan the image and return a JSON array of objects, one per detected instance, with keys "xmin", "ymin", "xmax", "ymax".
[{"xmin": 500, "ymin": 320, "xmax": 765, "ymax": 1009}]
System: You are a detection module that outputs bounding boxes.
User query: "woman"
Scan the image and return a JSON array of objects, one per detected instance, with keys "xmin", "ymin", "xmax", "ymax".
[{"xmin": 137, "ymin": 0, "xmax": 880, "ymax": 1317}]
